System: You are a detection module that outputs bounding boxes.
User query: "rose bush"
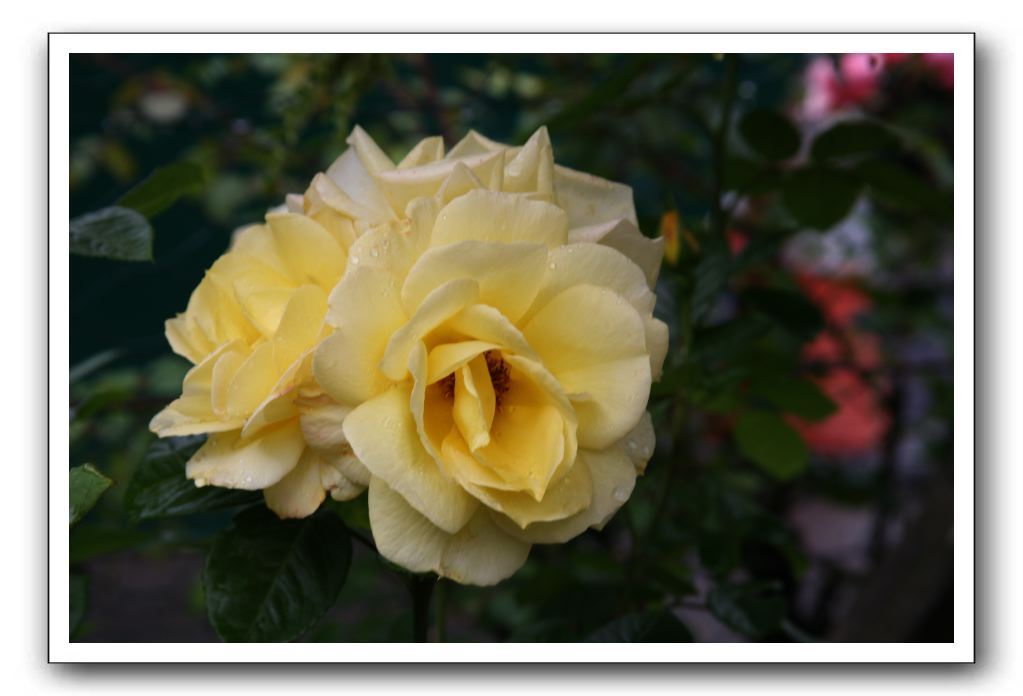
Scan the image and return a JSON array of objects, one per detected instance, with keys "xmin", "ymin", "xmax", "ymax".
[{"xmin": 152, "ymin": 125, "xmax": 666, "ymax": 584}]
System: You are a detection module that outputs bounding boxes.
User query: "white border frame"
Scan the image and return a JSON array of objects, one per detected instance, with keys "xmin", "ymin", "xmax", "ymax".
[{"xmin": 48, "ymin": 32, "xmax": 975, "ymax": 663}]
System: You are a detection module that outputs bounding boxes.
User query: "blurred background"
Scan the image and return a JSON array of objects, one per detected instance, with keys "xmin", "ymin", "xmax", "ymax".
[{"xmin": 69, "ymin": 53, "xmax": 954, "ymax": 642}]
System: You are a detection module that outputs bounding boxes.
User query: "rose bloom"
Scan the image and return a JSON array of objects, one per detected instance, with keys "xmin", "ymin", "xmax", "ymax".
[
  {"xmin": 311, "ymin": 154, "xmax": 667, "ymax": 585},
  {"xmin": 152, "ymin": 126, "xmax": 666, "ymax": 584}
]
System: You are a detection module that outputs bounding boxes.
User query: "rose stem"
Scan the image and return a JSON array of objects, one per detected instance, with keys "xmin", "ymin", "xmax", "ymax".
[
  {"xmin": 409, "ymin": 574, "xmax": 434, "ymax": 643},
  {"xmin": 435, "ymin": 578, "xmax": 448, "ymax": 643}
]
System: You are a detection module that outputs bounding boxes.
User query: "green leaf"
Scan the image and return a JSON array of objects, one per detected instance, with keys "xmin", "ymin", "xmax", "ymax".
[
  {"xmin": 853, "ymin": 159, "xmax": 952, "ymax": 215},
  {"xmin": 734, "ymin": 411, "xmax": 808, "ymax": 480},
  {"xmin": 744, "ymin": 287, "xmax": 824, "ymax": 341},
  {"xmin": 70, "ymin": 206, "xmax": 154, "ymax": 262},
  {"xmin": 739, "ymin": 109, "xmax": 801, "ymax": 162},
  {"xmin": 722, "ymin": 156, "xmax": 779, "ymax": 194},
  {"xmin": 70, "ymin": 573, "xmax": 89, "ymax": 638},
  {"xmin": 124, "ymin": 436, "xmax": 262, "ymax": 522},
  {"xmin": 690, "ymin": 247, "xmax": 732, "ymax": 322},
  {"xmin": 69, "ymin": 464, "xmax": 113, "ymax": 526},
  {"xmin": 70, "ymin": 525, "xmax": 151, "ymax": 564},
  {"xmin": 118, "ymin": 162, "xmax": 205, "ymax": 218},
  {"xmin": 707, "ymin": 582, "xmax": 787, "ymax": 639},
  {"xmin": 811, "ymin": 121, "xmax": 898, "ymax": 162},
  {"xmin": 691, "ymin": 316, "xmax": 771, "ymax": 364},
  {"xmin": 781, "ymin": 167, "xmax": 861, "ymax": 230},
  {"xmin": 586, "ymin": 609, "xmax": 693, "ymax": 642},
  {"xmin": 204, "ymin": 506, "xmax": 352, "ymax": 642},
  {"xmin": 749, "ymin": 373, "xmax": 837, "ymax": 421}
]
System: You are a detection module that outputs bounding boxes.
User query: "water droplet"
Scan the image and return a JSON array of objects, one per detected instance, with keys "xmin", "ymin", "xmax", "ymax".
[
  {"xmin": 194, "ymin": 478, "xmax": 208, "ymax": 488},
  {"xmin": 244, "ymin": 475, "xmax": 253, "ymax": 484},
  {"xmin": 370, "ymin": 248, "xmax": 379, "ymax": 258},
  {"xmin": 548, "ymin": 262, "xmax": 557, "ymax": 270},
  {"xmin": 612, "ymin": 486, "xmax": 629, "ymax": 502},
  {"xmin": 350, "ymin": 256, "xmax": 360, "ymax": 264},
  {"xmin": 627, "ymin": 439, "xmax": 639, "ymax": 452}
]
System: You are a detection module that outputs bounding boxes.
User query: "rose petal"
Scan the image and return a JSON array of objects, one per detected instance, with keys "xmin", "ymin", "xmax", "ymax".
[{"xmin": 369, "ymin": 477, "xmax": 530, "ymax": 586}]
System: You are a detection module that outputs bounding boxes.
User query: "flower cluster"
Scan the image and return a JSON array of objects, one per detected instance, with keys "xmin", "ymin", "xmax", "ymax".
[{"xmin": 152, "ymin": 126, "xmax": 667, "ymax": 584}]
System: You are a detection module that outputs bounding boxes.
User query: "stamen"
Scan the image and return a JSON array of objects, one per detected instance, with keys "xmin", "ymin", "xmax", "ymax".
[
  {"xmin": 485, "ymin": 350, "xmax": 510, "ymax": 407},
  {"xmin": 439, "ymin": 373, "xmax": 455, "ymax": 399}
]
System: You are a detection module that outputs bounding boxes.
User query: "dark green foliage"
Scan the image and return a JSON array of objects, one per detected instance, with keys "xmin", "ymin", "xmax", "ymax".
[
  {"xmin": 708, "ymin": 582, "xmax": 787, "ymax": 639},
  {"xmin": 749, "ymin": 373, "xmax": 837, "ymax": 421},
  {"xmin": 734, "ymin": 411, "xmax": 809, "ymax": 480},
  {"xmin": 811, "ymin": 120, "xmax": 899, "ymax": 161},
  {"xmin": 124, "ymin": 436, "xmax": 262, "ymax": 522},
  {"xmin": 586, "ymin": 609, "xmax": 693, "ymax": 642},
  {"xmin": 782, "ymin": 167, "xmax": 862, "ymax": 230},
  {"xmin": 204, "ymin": 507, "xmax": 352, "ymax": 642},
  {"xmin": 70, "ymin": 573, "xmax": 89, "ymax": 638},
  {"xmin": 70, "ymin": 206, "xmax": 153, "ymax": 262},
  {"xmin": 739, "ymin": 109, "xmax": 801, "ymax": 161},
  {"xmin": 69, "ymin": 464, "xmax": 113, "ymax": 526},
  {"xmin": 118, "ymin": 162, "xmax": 205, "ymax": 218}
]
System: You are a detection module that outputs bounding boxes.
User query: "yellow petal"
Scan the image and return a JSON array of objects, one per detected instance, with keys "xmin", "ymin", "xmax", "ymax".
[
  {"xmin": 297, "ymin": 395, "xmax": 370, "ymax": 486},
  {"xmin": 521, "ymin": 243, "xmax": 655, "ymax": 325},
  {"xmin": 225, "ymin": 341, "xmax": 278, "ymax": 417},
  {"xmin": 346, "ymin": 124, "xmax": 396, "ymax": 174},
  {"xmin": 495, "ymin": 445, "xmax": 637, "ymax": 544},
  {"xmin": 444, "ymin": 305, "xmax": 539, "ymax": 360},
  {"xmin": 397, "ymin": 135, "xmax": 445, "ymax": 169},
  {"xmin": 425, "ymin": 340, "xmax": 502, "ymax": 384},
  {"xmin": 451, "ymin": 356, "xmax": 496, "ymax": 452},
  {"xmin": 378, "ymin": 278, "xmax": 480, "ymax": 381},
  {"xmin": 400, "ymin": 240, "xmax": 547, "ymax": 322},
  {"xmin": 568, "ymin": 218, "xmax": 664, "ymax": 288},
  {"xmin": 503, "ymin": 126, "xmax": 554, "ymax": 197},
  {"xmin": 473, "ymin": 369, "xmax": 567, "ymax": 497},
  {"xmin": 554, "ymin": 164, "xmax": 638, "ymax": 227},
  {"xmin": 645, "ymin": 316, "xmax": 669, "ymax": 382},
  {"xmin": 446, "ymin": 129, "xmax": 506, "ymax": 159},
  {"xmin": 266, "ymin": 213, "xmax": 346, "ymax": 291},
  {"xmin": 149, "ymin": 341, "xmax": 247, "ymax": 437},
  {"xmin": 210, "ymin": 348, "xmax": 247, "ymax": 418},
  {"xmin": 272, "ymin": 284, "xmax": 328, "ymax": 371},
  {"xmin": 343, "ymin": 383, "xmax": 478, "ymax": 534},
  {"xmin": 185, "ymin": 421, "xmax": 305, "ymax": 490},
  {"xmin": 319, "ymin": 458, "xmax": 366, "ymax": 502},
  {"xmin": 324, "ymin": 132, "xmax": 394, "ymax": 224},
  {"xmin": 375, "ymin": 150, "xmax": 505, "ymax": 214},
  {"xmin": 263, "ymin": 448, "xmax": 327, "ymax": 519},
  {"xmin": 368, "ymin": 477, "xmax": 530, "ymax": 586},
  {"xmin": 314, "ymin": 265, "xmax": 406, "ymax": 406},
  {"xmin": 165, "ymin": 314, "xmax": 213, "ymax": 364},
  {"xmin": 230, "ymin": 223, "xmax": 290, "ymax": 277},
  {"xmin": 431, "ymin": 189, "xmax": 568, "ymax": 249},
  {"xmin": 465, "ymin": 451, "xmax": 591, "ymax": 529},
  {"xmin": 523, "ymin": 284, "xmax": 651, "ymax": 449},
  {"xmin": 436, "ymin": 162, "xmax": 487, "ymax": 204},
  {"xmin": 304, "ymin": 173, "xmax": 373, "ymax": 246},
  {"xmin": 239, "ymin": 350, "xmax": 310, "ymax": 440}
]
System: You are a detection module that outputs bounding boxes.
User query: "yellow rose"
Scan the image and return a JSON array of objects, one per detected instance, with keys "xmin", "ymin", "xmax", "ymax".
[
  {"xmin": 149, "ymin": 213, "xmax": 366, "ymax": 517},
  {"xmin": 297, "ymin": 125, "xmax": 664, "ymax": 286},
  {"xmin": 312, "ymin": 176, "xmax": 668, "ymax": 584}
]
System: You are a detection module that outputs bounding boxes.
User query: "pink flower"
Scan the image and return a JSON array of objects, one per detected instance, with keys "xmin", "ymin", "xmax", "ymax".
[
  {"xmin": 801, "ymin": 54, "xmax": 885, "ymax": 120},
  {"xmin": 923, "ymin": 53, "xmax": 954, "ymax": 89}
]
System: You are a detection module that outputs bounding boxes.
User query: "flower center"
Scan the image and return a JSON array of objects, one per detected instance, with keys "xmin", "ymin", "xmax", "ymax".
[{"xmin": 439, "ymin": 350, "xmax": 510, "ymax": 408}]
